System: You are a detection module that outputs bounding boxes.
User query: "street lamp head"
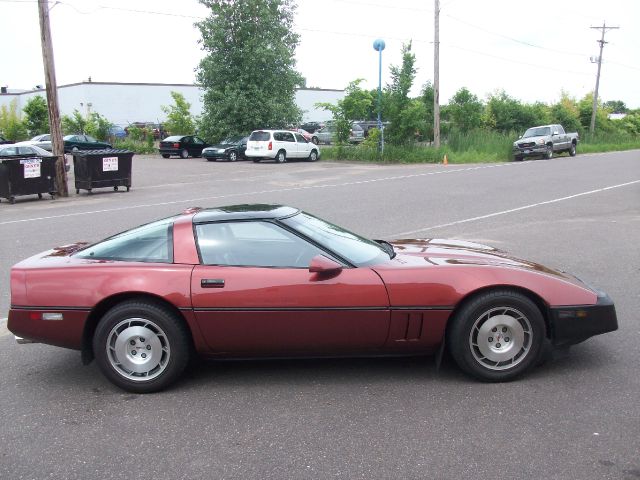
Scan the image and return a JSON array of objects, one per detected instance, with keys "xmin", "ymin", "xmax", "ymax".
[{"xmin": 373, "ymin": 39, "xmax": 386, "ymax": 52}]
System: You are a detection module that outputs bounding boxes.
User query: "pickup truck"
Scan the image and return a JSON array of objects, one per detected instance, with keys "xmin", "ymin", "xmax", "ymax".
[{"xmin": 513, "ymin": 124, "xmax": 579, "ymax": 160}]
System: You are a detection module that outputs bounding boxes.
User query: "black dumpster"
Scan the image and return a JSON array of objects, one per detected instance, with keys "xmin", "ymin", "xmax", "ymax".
[
  {"xmin": 72, "ymin": 149, "xmax": 134, "ymax": 194},
  {"xmin": 0, "ymin": 154, "xmax": 58, "ymax": 204}
]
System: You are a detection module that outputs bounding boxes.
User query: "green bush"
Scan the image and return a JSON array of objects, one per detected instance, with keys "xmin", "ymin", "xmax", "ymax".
[
  {"xmin": 0, "ymin": 100, "xmax": 28, "ymax": 141},
  {"xmin": 113, "ymin": 138, "xmax": 156, "ymax": 154}
]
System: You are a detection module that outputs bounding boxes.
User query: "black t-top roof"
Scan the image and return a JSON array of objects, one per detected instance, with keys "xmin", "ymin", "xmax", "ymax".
[{"xmin": 192, "ymin": 204, "xmax": 300, "ymax": 223}]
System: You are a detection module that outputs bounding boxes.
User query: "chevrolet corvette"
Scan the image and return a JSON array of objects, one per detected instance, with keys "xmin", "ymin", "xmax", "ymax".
[{"xmin": 8, "ymin": 205, "xmax": 618, "ymax": 392}]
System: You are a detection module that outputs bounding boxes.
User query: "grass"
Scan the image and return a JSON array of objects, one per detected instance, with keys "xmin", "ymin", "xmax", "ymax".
[{"xmin": 320, "ymin": 129, "xmax": 640, "ymax": 164}]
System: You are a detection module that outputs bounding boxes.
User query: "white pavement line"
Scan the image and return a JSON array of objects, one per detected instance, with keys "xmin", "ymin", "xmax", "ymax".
[
  {"xmin": 391, "ymin": 179, "xmax": 640, "ymax": 237},
  {"xmin": 0, "ymin": 162, "xmax": 523, "ymax": 226}
]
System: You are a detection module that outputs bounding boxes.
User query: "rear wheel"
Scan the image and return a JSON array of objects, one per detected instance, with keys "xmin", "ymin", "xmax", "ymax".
[
  {"xmin": 276, "ymin": 150, "xmax": 287, "ymax": 163},
  {"xmin": 447, "ymin": 290, "xmax": 545, "ymax": 382},
  {"xmin": 514, "ymin": 155, "xmax": 523, "ymax": 162},
  {"xmin": 180, "ymin": 149, "xmax": 189, "ymax": 159},
  {"xmin": 253, "ymin": 158, "xmax": 261, "ymax": 163},
  {"xmin": 229, "ymin": 151, "xmax": 237, "ymax": 162},
  {"xmin": 569, "ymin": 143, "xmax": 577, "ymax": 157},
  {"xmin": 93, "ymin": 300, "xmax": 191, "ymax": 393},
  {"xmin": 161, "ymin": 154, "xmax": 170, "ymax": 159}
]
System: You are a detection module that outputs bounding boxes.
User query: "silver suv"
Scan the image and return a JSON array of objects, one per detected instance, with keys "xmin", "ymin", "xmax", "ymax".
[{"xmin": 246, "ymin": 130, "xmax": 320, "ymax": 163}]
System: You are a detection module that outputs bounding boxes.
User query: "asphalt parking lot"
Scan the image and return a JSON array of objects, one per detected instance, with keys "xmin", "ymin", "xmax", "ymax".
[{"xmin": 1, "ymin": 150, "xmax": 639, "ymax": 479}]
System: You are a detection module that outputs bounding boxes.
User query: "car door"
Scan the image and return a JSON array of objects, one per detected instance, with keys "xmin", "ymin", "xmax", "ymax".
[
  {"xmin": 295, "ymin": 133, "xmax": 310, "ymax": 157},
  {"xmin": 191, "ymin": 136, "xmax": 207, "ymax": 156},
  {"xmin": 190, "ymin": 220, "xmax": 390, "ymax": 355}
]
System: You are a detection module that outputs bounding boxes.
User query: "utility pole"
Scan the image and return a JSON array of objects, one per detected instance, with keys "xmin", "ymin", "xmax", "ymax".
[
  {"xmin": 37, "ymin": 0, "xmax": 68, "ymax": 196},
  {"xmin": 433, "ymin": 0, "xmax": 440, "ymax": 148},
  {"xmin": 589, "ymin": 22, "xmax": 619, "ymax": 135}
]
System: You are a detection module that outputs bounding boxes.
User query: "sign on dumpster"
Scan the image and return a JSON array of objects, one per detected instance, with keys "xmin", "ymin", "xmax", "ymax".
[
  {"xmin": 20, "ymin": 158, "xmax": 42, "ymax": 178},
  {"xmin": 102, "ymin": 156, "xmax": 118, "ymax": 172}
]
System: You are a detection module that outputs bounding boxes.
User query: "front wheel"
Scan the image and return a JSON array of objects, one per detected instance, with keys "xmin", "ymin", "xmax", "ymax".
[
  {"xmin": 545, "ymin": 146, "xmax": 553, "ymax": 159},
  {"xmin": 447, "ymin": 290, "xmax": 545, "ymax": 382},
  {"xmin": 308, "ymin": 150, "xmax": 318, "ymax": 162},
  {"xmin": 569, "ymin": 143, "xmax": 577, "ymax": 157},
  {"xmin": 228, "ymin": 151, "xmax": 237, "ymax": 162},
  {"xmin": 93, "ymin": 300, "xmax": 191, "ymax": 393},
  {"xmin": 161, "ymin": 154, "xmax": 170, "ymax": 159},
  {"xmin": 180, "ymin": 149, "xmax": 189, "ymax": 159}
]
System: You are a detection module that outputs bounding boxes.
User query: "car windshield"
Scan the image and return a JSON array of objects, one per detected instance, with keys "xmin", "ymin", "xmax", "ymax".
[
  {"xmin": 74, "ymin": 216, "xmax": 177, "ymax": 263},
  {"xmin": 523, "ymin": 127, "xmax": 551, "ymax": 138},
  {"xmin": 222, "ymin": 136, "xmax": 244, "ymax": 144},
  {"xmin": 281, "ymin": 212, "xmax": 390, "ymax": 266}
]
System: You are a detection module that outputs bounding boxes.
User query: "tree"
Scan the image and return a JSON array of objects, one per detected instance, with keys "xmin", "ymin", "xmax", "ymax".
[
  {"xmin": 22, "ymin": 95, "xmax": 49, "ymax": 137},
  {"xmin": 0, "ymin": 99, "xmax": 28, "ymax": 141},
  {"xmin": 484, "ymin": 90, "xmax": 537, "ymax": 133},
  {"xmin": 85, "ymin": 112, "xmax": 113, "ymax": 141},
  {"xmin": 384, "ymin": 42, "xmax": 419, "ymax": 144},
  {"xmin": 448, "ymin": 87, "xmax": 483, "ymax": 133},
  {"xmin": 61, "ymin": 110, "xmax": 87, "ymax": 135},
  {"xmin": 603, "ymin": 100, "xmax": 628, "ymax": 114},
  {"xmin": 196, "ymin": 0, "xmax": 303, "ymax": 141},
  {"xmin": 161, "ymin": 91, "xmax": 196, "ymax": 135},
  {"xmin": 549, "ymin": 92, "xmax": 581, "ymax": 134},
  {"xmin": 316, "ymin": 80, "xmax": 372, "ymax": 144},
  {"xmin": 418, "ymin": 81, "xmax": 434, "ymax": 141}
]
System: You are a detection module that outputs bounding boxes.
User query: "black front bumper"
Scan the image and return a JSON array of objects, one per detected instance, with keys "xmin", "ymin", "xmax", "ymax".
[{"xmin": 549, "ymin": 293, "xmax": 618, "ymax": 346}]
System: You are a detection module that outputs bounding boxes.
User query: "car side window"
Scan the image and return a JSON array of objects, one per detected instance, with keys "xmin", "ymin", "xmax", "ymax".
[
  {"xmin": 195, "ymin": 221, "xmax": 328, "ymax": 268},
  {"xmin": 282, "ymin": 132, "xmax": 295, "ymax": 142},
  {"xmin": 295, "ymin": 134, "xmax": 307, "ymax": 143},
  {"xmin": 183, "ymin": 137, "xmax": 192, "ymax": 144},
  {"xmin": 17, "ymin": 146, "xmax": 35, "ymax": 155},
  {"xmin": 557, "ymin": 125, "xmax": 565, "ymax": 134},
  {"xmin": 193, "ymin": 137, "xmax": 205, "ymax": 145},
  {"xmin": 86, "ymin": 135, "xmax": 97, "ymax": 142},
  {"xmin": 273, "ymin": 132, "xmax": 284, "ymax": 141}
]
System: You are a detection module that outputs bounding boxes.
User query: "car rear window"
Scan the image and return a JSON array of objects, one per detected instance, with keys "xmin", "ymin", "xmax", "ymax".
[
  {"xmin": 74, "ymin": 216, "xmax": 177, "ymax": 263},
  {"xmin": 163, "ymin": 136, "xmax": 183, "ymax": 142},
  {"xmin": 249, "ymin": 131, "xmax": 270, "ymax": 141}
]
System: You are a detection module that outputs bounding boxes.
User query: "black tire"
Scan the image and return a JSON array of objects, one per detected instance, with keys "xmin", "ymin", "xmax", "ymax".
[
  {"xmin": 276, "ymin": 150, "xmax": 286, "ymax": 163},
  {"xmin": 161, "ymin": 154, "xmax": 170, "ymax": 159},
  {"xmin": 514, "ymin": 155, "xmax": 523, "ymax": 162},
  {"xmin": 253, "ymin": 158, "xmax": 261, "ymax": 163},
  {"xmin": 545, "ymin": 145, "xmax": 553, "ymax": 159},
  {"xmin": 180, "ymin": 149, "xmax": 189, "ymax": 159},
  {"xmin": 569, "ymin": 143, "xmax": 577, "ymax": 157},
  {"xmin": 228, "ymin": 151, "xmax": 237, "ymax": 162},
  {"xmin": 71, "ymin": 146, "xmax": 79, "ymax": 153},
  {"xmin": 447, "ymin": 290, "xmax": 545, "ymax": 382},
  {"xmin": 308, "ymin": 149, "xmax": 318, "ymax": 162},
  {"xmin": 93, "ymin": 300, "xmax": 191, "ymax": 393}
]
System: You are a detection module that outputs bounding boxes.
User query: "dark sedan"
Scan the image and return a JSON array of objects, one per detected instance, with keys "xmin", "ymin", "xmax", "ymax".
[
  {"xmin": 202, "ymin": 136, "xmax": 248, "ymax": 162},
  {"xmin": 64, "ymin": 134, "xmax": 112, "ymax": 152},
  {"xmin": 159, "ymin": 135, "xmax": 210, "ymax": 158}
]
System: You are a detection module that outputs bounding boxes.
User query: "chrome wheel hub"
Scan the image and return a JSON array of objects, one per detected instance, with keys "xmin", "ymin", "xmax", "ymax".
[
  {"xmin": 469, "ymin": 307, "xmax": 532, "ymax": 370},
  {"xmin": 107, "ymin": 318, "xmax": 170, "ymax": 381}
]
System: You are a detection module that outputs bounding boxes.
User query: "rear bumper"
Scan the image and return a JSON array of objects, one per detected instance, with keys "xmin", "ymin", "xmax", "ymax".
[{"xmin": 549, "ymin": 293, "xmax": 618, "ymax": 346}]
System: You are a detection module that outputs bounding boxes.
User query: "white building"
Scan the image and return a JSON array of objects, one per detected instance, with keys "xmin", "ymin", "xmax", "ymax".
[{"xmin": 0, "ymin": 81, "xmax": 344, "ymax": 126}]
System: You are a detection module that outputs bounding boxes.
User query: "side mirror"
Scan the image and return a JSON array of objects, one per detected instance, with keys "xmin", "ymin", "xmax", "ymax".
[{"xmin": 309, "ymin": 255, "xmax": 343, "ymax": 274}]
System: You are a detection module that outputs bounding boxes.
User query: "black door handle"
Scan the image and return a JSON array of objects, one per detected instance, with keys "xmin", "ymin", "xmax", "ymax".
[{"xmin": 201, "ymin": 279, "xmax": 225, "ymax": 288}]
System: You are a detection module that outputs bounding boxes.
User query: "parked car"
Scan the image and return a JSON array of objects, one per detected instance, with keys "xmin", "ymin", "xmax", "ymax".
[
  {"xmin": 202, "ymin": 135, "xmax": 248, "ymax": 162},
  {"xmin": 1, "ymin": 143, "xmax": 69, "ymax": 171},
  {"xmin": 63, "ymin": 134, "xmax": 112, "ymax": 152},
  {"xmin": 0, "ymin": 134, "xmax": 14, "ymax": 145},
  {"xmin": 159, "ymin": 135, "xmax": 210, "ymax": 158},
  {"xmin": 108, "ymin": 126, "xmax": 127, "ymax": 139},
  {"xmin": 7, "ymin": 204, "xmax": 618, "ymax": 393},
  {"xmin": 295, "ymin": 128, "xmax": 319, "ymax": 145},
  {"xmin": 18, "ymin": 134, "xmax": 52, "ymax": 151},
  {"xmin": 246, "ymin": 130, "xmax": 320, "ymax": 163},
  {"xmin": 513, "ymin": 124, "xmax": 579, "ymax": 161},
  {"xmin": 299, "ymin": 121, "xmax": 324, "ymax": 133},
  {"xmin": 315, "ymin": 123, "xmax": 365, "ymax": 145}
]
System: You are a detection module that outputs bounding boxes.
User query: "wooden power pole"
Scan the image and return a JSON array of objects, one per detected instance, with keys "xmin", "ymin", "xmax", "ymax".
[
  {"xmin": 433, "ymin": 0, "xmax": 440, "ymax": 148},
  {"xmin": 37, "ymin": 0, "xmax": 68, "ymax": 196},
  {"xmin": 589, "ymin": 22, "xmax": 619, "ymax": 135}
]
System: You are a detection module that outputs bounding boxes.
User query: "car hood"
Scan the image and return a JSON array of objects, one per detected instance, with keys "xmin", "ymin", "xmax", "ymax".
[
  {"xmin": 384, "ymin": 238, "xmax": 575, "ymax": 280},
  {"xmin": 206, "ymin": 143, "xmax": 236, "ymax": 149},
  {"xmin": 516, "ymin": 135, "xmax": 546, "ymax": 144}
]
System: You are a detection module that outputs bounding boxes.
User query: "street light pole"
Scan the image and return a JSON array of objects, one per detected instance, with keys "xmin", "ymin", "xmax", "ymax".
[{"xmin": 373, "ymin": 38, "xmax": 385, "ymax": 154}]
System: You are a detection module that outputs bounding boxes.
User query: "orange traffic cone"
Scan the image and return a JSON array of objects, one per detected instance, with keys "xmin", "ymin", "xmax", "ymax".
[{"xmin": 443, "ymin": 154, "xmax": 448, "ymax": 165}]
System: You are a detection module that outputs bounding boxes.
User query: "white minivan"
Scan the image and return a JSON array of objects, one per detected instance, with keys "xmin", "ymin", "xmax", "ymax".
[{"xmin": 246, "ymin": 130, "xmax": 320, "ymax": 163}]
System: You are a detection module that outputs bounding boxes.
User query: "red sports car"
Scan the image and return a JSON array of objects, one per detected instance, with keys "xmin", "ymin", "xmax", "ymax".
[{"xmin": 8, "ymin": 205, "xmax": 618, "ymax": 393}]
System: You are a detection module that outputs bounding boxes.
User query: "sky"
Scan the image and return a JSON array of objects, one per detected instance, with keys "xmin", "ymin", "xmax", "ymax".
[{"xmin": 1, "ymin": 0, "xmax": 639, "ymax": 108}]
